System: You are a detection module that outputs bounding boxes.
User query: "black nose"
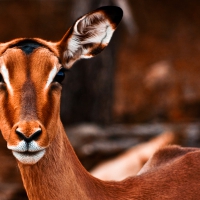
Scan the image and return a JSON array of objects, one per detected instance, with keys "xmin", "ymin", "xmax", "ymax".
[{"xmin": 16, "ymin": 129, "xmax": 42, "ymax": 143}]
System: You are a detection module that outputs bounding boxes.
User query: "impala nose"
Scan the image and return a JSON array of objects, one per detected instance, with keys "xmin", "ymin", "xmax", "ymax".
[
  {"xmin": 8, "ymin": 121, "xmax": 48, "ymax": 150},
  {"xmin": 16, "ymin": 128, "xmax": 42, "ymax": 142},
  {"xmin": 13, "ymin": 121, "xmax": 43, "ymax": 143}
]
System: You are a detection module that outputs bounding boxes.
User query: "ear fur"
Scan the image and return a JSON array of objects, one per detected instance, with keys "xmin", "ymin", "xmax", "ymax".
[{"xmin": 57, "ymin": 6, "xmax": 123, "ymax": 68}]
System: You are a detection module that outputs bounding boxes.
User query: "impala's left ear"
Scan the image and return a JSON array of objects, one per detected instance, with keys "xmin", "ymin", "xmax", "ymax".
[{"xmin": 57, "ymin": 6, "xmax": 123, "ymax": 68}]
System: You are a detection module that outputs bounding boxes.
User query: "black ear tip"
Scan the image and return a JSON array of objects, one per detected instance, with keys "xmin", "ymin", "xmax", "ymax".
[{"xmin": 97, "ymin": 6, "xmax": 123, "ymax": 26}]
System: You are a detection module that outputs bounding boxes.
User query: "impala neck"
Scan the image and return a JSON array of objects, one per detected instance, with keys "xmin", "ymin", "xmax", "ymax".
[{"xmin": 17, "ymin": 120, "xmax": 117, "ymax": 200}]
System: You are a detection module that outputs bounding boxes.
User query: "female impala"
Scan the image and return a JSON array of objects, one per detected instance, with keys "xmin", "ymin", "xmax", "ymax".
[{"xmin": 0, "ymin": 6, "xmax": 200, "ymax": 200}]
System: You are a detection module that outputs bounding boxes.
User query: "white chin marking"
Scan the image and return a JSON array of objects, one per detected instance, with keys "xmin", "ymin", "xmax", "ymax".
[{"xmin": 12, "ymin": 149, "xmax": 46, "ymax": 165}]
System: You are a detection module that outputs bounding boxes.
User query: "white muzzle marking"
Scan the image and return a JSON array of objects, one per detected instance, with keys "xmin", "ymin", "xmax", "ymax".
[
  {"xmin": 12, "ymin": 150, "xmax": 45, "ymax": 165},
  {"xmin": 8, "ymin": 141, "xmax": 46, "ymax": 165}
]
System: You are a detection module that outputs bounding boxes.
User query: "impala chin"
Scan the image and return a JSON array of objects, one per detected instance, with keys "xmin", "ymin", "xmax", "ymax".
[
  {"xmin": 12, "ymin": 149, "xmax": 46, "ymax": 165},
  {"xmin": 8, "ymin": 140, "xmax": 46, "ymax": 165}
]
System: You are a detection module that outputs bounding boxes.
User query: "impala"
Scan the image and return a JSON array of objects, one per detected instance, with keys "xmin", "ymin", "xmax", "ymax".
[{"xmin": 0, "ymin": 6, "xmax": 200, "ymax": 200}]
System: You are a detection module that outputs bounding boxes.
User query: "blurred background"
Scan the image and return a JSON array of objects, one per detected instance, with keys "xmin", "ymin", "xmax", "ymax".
[{"xmin": 1, "ymin": 0, "xmax": 200, "ymax": 199}]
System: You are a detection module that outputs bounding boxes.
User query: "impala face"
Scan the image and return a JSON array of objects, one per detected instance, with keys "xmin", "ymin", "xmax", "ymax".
[
  {"xmin": 0, "ymin": 43, "xmax": 63, "ymax": 164},
  {"xmin": 0, "ymin": 6, "xmax": 123, "ymax": 165}
]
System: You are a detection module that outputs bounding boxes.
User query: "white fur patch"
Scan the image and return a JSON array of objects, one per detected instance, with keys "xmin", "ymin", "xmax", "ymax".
[
  {"xmin": 1, "ymin": 64, "xmax": 13, "ymax": 94},
  {"xmin": 45, "ymin": 66, "xmax": 57, "ymax": 89},
  {"xmin": 28, "ymin": 140, "xmax": 46, "ymax": 152},
  {"xmin": 12, "ymin": 149, "xmax": 45, "ymax": 165},
  {"xmin": 8, "ymin": 140, "xmax": 46, "ymax": 164}
]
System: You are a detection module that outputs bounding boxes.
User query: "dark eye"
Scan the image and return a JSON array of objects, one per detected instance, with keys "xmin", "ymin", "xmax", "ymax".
[
  {"xmin": 0, "ymin": 74, "xmax": 4, "ymax": 83},
  {"xmin": 53, "ymin": 68, "xmax": 66, "ymax": 84}
]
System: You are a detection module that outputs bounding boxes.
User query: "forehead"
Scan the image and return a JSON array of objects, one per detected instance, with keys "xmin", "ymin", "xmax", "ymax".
[
  {"xmin": 0, "ymin": 43, "xmax": 60, "ymax": 79},
  {"xmin": 10, "ymin": 40, "xmax": 45, "ymax": 55}
]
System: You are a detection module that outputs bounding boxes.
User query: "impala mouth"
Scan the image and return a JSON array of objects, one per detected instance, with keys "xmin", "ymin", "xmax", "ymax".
[
  {"xmin": 12, "ymin": 149, "xmax": 46, "ymax": 165},
  {"xmin": 8, "ymin": 140, "xmax": 46, "ymax": 164}
]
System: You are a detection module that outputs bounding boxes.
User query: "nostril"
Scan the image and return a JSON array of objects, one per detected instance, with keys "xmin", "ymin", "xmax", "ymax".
[
  {"xmin": 16, "ymin": 129, "xmax": 27, "ymax": 141},
  {"xmin": 29, "ymin": 129, "xmax": 42, "ymax": 141},
  {"xmin": 15, "ymin": 128, "xmax": 42, "ymax": 143}
]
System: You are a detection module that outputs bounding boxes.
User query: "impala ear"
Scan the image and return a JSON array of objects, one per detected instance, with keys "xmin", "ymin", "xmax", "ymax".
[{"xmin": 57, "ymin": 6, "xmax": 123, "ymax": 68}]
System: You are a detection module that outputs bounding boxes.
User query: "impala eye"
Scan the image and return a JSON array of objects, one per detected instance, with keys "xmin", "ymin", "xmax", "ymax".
[
  {"xmin": 0, "ymin": 74, "xmax": 4, "ymax": 83},
  {"xmin": 53, "ymin": 68, "xmax": 66, "ymax": 84}
]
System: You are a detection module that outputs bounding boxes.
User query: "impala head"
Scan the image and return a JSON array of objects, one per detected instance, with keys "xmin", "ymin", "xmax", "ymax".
[{"xmin": 0, "ymin": 6, "xmax": 123, "ymax": 165}]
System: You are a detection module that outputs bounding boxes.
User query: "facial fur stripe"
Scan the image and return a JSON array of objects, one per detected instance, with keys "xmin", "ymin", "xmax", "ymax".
[
  {"xmin": 1, "ymin": 64, "xmax": 13, "ymax": 94},
  {"xmin": 45, "ymin": 66, "xmax": 57, "ymax": 89}
]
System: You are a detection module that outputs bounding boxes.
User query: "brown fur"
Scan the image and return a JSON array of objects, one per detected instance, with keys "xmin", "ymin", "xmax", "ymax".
[{"xmin": 0, "ymin": 6, "xmax": 200, "ymax": 200}]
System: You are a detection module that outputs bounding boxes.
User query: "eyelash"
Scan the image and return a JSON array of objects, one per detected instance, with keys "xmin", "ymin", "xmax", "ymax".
[{"xmin": 53, "ymin": 68, "xmax": 68, "ymax": 84}]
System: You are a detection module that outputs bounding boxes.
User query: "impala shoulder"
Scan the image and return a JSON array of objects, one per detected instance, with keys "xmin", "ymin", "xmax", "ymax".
[
  {"xmin": 138, "ymin": 145, "xmax": 200, "ymax": 175},
  {"xmin": 153, "ymin": 145, "xmax": 198, "ymax": 161}
]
